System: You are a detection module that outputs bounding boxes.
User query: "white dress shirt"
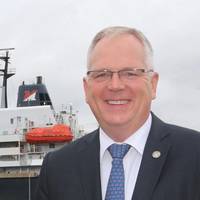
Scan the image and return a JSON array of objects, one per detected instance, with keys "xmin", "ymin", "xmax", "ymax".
[{"xmin": 99, "ymin": 114, "xmax": 152, "ymax": 200}]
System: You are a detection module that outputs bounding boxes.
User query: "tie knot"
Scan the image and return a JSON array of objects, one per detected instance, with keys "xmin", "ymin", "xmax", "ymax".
[{"xmin": 108, "ymin": 144, "xmax": 130, "ymax": 159}]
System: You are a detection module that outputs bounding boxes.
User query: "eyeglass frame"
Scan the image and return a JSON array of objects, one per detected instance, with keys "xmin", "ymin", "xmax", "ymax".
[{"xmin": 86, "ymin": 68, "xmax": 154, "ymax": 82}]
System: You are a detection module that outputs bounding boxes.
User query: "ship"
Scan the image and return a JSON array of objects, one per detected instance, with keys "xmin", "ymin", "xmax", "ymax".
[{"xmin": 0, "ymin": 49, "xmax": 84, "ymax": 200}]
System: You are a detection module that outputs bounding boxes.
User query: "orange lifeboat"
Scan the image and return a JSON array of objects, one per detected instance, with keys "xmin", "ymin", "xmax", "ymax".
[{"xmin": 25, "ymin": 124, "xmax": 73, "ymax": 143}]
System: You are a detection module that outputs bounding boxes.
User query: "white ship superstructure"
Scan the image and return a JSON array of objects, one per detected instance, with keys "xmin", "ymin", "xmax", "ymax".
[
  {"xmin": 0, "ymin": 49, "xmax": 84, "ymax": 179},
  {"xmin": 0, "ymin": 105, "xmax": 82, "ymax": 178}
]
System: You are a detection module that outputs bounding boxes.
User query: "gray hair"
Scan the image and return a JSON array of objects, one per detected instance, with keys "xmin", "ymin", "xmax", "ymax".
[{"xmin": 87, "ymin": 26, "xmax": 153, "ymax": 70}]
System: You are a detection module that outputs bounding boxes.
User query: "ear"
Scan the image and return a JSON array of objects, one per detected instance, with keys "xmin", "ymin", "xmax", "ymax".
[
  {"xmin": 151, "ymin": 72, "xmax": 159, "ymax": 100},
  {"xmin": 83, "ymin": 77, "xmax": 89, "ymax": 103}
]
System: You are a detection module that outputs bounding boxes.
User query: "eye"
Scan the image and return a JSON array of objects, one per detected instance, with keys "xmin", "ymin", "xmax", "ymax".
[
  {"xmin": 121, "ymin": 70, "xmax": 138, "ymax": 78},
  {"xmin": 94, "ymin": 71, "xmax": 108, "ymax": 79},
  {"xmin": 91, "ymin": 71, "xmax": 112, "ymax": 81}
]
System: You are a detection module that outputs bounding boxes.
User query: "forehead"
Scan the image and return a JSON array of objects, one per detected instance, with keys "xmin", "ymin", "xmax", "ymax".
[{"xmin": 88, "ymin": 34, "xmax": 146, "ymax": 69}]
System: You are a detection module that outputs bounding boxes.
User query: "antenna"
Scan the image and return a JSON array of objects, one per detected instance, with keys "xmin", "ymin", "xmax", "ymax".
[
  {"xmin": 0, "ymin": 48, "xmax": 15, "ymax": 51},
  {"xmin": 0, "ymin": 48, "xmax": 15, "ymax": 108}
]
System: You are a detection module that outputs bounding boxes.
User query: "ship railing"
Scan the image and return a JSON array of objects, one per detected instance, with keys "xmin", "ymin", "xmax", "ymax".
[
  {"xmin": 20, "ymin": 151, "xmax": 46, "ymax": 159},
  {"xmin": 0, "ymin": 151, "xmax": 46, "ymax": 166}
]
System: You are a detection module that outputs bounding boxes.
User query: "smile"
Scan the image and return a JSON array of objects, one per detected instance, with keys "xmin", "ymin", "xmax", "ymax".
[{"xmin": 107, "ymin": 100, "xmax": 129, "ymax": 105}]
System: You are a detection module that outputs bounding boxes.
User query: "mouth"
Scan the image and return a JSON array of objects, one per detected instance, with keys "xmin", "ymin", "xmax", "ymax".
[{"xmin": 106, "ymin": 100, "xmax": 129, "ymax": 105}]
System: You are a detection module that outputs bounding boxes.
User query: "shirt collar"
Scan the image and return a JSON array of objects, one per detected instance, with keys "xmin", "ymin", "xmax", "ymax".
[{"xmin": 99, "ymin": 114, "xmax": 152, "ymax": 161}]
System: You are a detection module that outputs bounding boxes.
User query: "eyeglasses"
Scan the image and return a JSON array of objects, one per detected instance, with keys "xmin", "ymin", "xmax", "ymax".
[{"xmin": 86, "ymin": 68, "xmax": 154, "ymax": 82}]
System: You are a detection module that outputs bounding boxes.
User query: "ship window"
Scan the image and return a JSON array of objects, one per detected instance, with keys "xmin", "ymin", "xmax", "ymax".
[
  {"xmin": 35, "ymin": 144, "xmax": 41, "ymax": 152},
  {"xmin": 0, "ymin": 142, "xmax": 19, "ymax": 148},
  {"xmin": 49, "ymin": 143, "xmax": 55, "ymax": 148},
  {"xmin": 17, "ymin": 116, "xmax": 21, "ymax": 122},
  {"xmin": 10, "ymin": 118, "xmax": 14, "ymax": 124}
]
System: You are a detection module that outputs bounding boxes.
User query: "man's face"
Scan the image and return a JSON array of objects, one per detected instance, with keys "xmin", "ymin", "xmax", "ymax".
[{"xmin": 83, "ymin": 34, "xmax": 158, "ymax": 132}]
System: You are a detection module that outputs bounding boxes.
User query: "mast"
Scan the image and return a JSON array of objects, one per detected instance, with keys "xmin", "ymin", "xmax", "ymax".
[{"xmin": 0, "ymin": 48, "xmax": 15, "ymax": 108}]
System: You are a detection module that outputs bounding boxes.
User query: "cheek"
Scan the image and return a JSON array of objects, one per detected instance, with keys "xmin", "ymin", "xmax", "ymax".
[
  {"xmin": 86, "ymin": 85, "xmax": 102, "ymax": 105},
  {"xmin": 84, "ymin": 80, "xmax": 99, "ymax": 104},
  {"xmin": 145, "ymin": 86, "xmax": 154, "ymax": 101},
  {"xmin": 132, "ymin": 80, "xmax": 153, "ymax": 101},
  {"xmin": 142, "ymin": 78, "xmax": 154, "ymax": 96}
]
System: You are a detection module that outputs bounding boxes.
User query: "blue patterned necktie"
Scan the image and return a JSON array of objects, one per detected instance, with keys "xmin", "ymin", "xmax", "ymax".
[{"xmin": 105, "ymin": 143, "xmax": 130, "ymax": 200}]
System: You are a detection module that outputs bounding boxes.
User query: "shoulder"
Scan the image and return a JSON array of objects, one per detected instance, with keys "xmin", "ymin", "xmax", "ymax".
[
  {"xmin": 166, "ymin": 123, "xmax": 200, "ymax": 141},
  {"xmin": 151, "ymin": 113, "xmax": 200, "ymax": 147},
  {"xmin": 160, "ymin": 121, "xmax": 200, "ymax": 154}
]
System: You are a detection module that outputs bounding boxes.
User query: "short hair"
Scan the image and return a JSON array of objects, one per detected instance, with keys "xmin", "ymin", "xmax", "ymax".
[{"xmin": 87, "ymin": 26, "xmax": 153, "ymax": 69}]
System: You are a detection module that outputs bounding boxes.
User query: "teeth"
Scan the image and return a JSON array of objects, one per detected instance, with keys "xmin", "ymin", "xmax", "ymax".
[{"xmin": 108, "ymin": 100, "xmax": 128, "ymax": 105}]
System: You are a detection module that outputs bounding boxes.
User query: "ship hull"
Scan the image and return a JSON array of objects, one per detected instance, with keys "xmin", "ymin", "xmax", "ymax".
[{"xmin": 0, "ymin": 177, "xmax": 38, "ymax": 200}]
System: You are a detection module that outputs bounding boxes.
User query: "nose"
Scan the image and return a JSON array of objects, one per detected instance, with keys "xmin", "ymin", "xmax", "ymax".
[{"xmin": 107, "ymin": 72, "xmax": 125, "ymax": 90}]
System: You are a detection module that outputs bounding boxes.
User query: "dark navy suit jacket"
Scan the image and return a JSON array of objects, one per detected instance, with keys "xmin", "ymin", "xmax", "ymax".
[{"xmin": 36, "ymin": 114, "xmax": 200, "ymax": 200}]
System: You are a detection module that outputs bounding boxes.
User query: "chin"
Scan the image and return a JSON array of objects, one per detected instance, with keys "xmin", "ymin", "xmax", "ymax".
[{"xmin": 104, "ymin": 116, "xmax": 131, "ymax": 127}]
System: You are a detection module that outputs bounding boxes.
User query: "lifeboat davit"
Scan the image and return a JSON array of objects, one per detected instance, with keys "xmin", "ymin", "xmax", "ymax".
[{"xmin": 25, "ymin": 124, "xmax": 73, "ymax": 143}]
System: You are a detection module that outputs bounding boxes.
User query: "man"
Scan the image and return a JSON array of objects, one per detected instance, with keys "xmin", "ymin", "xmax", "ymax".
[{"xmin": 36, "ymin": 26, "xmax": 200, "ymax": 200}]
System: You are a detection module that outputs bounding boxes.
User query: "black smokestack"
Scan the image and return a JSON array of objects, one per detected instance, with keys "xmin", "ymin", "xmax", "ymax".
[{"xmin": 37, "ymin": 76, "xmax": 42, "ymax": 84}]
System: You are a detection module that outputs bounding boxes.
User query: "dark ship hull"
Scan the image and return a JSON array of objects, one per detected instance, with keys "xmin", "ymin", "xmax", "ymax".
[{"xmin": 0, "ymin": 177, "xmax": 38, "ymax": 200}]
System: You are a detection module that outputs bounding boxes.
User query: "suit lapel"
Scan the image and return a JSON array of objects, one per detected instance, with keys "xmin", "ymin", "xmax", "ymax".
[
  {"xmin": 78, "ymin": 130, "xmax": 102, "ymax": 200},
  {"xmin": 132, "ymin": 114, "xmax": 171, "ymax": 200}
]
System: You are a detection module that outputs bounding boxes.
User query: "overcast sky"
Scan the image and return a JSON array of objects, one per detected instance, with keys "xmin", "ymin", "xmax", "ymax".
[{"xmin": 0, "ymin": 0, "xmax": 200, "ymax": 131}]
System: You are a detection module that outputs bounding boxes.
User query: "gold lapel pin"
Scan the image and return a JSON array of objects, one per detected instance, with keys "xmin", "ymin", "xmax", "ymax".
[{"xmin": 152, "ymin": 150, "xmax": 161, "ymax": 159}]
